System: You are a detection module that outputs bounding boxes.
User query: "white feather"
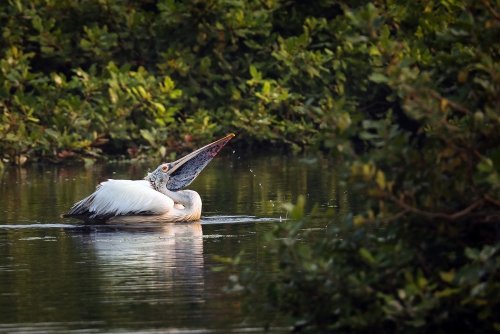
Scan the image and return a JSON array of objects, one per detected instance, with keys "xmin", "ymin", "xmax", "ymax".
[{"xmin": 79, "ymin": 180, "xmax": 174, "ymax": 218}]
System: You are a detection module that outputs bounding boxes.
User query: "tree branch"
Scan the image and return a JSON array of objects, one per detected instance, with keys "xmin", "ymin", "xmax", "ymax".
[
  {"xmin": 483, "ymin": 0, "xmax": 500, "ymax": 21},
  {"xmin": 365, "ymin": 209, "xmax": 411, "ymax": 224},
  {"xmin": 429, "ymin": 90, "xmax": 472, "ymax": 115},
  {"xmin": 484, "ymin": 194, "xmax": 500, "ymax": 208},
  {"xmin": 388, "ymin": 194, "xmax": 483, "ymax": 221}
]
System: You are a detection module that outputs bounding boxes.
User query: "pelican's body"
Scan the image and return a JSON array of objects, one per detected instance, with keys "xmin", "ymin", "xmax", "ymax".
[
  {"xmin": 62, "ymin": 134, "xmax": 234, "ymax": 223},
  {"xmin": 67, "ymin": 180, "xmax": 202, "ymax": 223}
]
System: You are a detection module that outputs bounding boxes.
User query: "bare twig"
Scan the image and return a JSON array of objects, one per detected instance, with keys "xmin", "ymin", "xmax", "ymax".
[
  {"xmin": 429, "ymin": 90, "xmax": 472, "ymax": 115},
  {"xmin": 365, "ymin": 209, "xmax": 411, "ymax": 224},
  {"xmin": 484, "ymin": 194, "xmax": 500, "ymax": 208},
  {"xmin": 387, "ymin": 209, "xmax": 412, "ymax": 221},
  {"xmin": 388, "ymin": 194, "xmax": 483, "ymax": 221},
  {"xmin": 483, "ymin": 0, "xmax": 500, "ymax": 21},
  {"xmin": 41, "ymin": 33, "xmax": 63, "ymax": 51},
  {"xmin": 408, "ymin": 94, "xmax": 435, "ymax": 115}
]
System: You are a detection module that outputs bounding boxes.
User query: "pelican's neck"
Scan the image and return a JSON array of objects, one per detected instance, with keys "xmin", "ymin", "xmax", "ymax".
[{"xmin": 161, "ymin": 188, "xmax": 202, "ymax": 221}]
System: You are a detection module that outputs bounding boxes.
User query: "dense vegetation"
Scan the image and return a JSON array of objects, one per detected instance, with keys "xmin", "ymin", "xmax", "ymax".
[
  {"xmin": 2, "ymin": 0, "xmax": 500, "ymax": 332},
  {"xmin": 214, "ymin": 0, "xmax": 498, "ymax": 332},
  {"xmin": 3, "ymin": 0, "xmax": 364, "ymax": 164}
]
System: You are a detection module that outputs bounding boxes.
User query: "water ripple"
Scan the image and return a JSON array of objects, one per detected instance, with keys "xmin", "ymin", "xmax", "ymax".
[
  {"xmin": 0, "ymin": 215, "xmax": 278, "ymax": 229},
  {"xmin": 0, "ymin": 223, "xmax": 77, "ymax": 229}
]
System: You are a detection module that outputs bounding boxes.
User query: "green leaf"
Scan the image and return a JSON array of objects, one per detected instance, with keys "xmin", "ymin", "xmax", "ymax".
[
  {"xmin": 477, "ymin": 158, "xmax": 493, "ymax": 173},
  {"xmin": 138, "ymin": 86, "xmax": 148, "ymax": 99},
  {"xmin": 41, "ymin": 46, "xmax": 54, "ymax": 54},
  {"xmin": 152, "ymin": 102, "xmax": 166, "ymax": 113},
  {"xmin": 262, "ymin": 81, "xmax": 270, "ymax": 95},
  {"xmin": 32, "ymin": 16, "xmax": 43, "ymax": 32},
  {"xmin": 368, "ymin": 73, "xmax": 389, "ymax": 83},
  {"xmin": 44, "ymin": 129, "xmax": 59, "ymax": 138},
  {"xmin": 140, "ymin": 129, "xmax": 156, "ymax": 146},
  {"xmin": 455, "ymin": 266, "xmax": 483, "ymax": 284},
  {"xmin": 169, "ymin": 89, "xmax": 182, "ymax": 99},
  {"xmin": 435, "ymin": 288, "xmax": 460, "ymax": 297},
  {"xmin": 359, "ymin": 247, "xmax": 376, "ymax": 264},
  {"xmin": 163, "ymin": 77, "xmax": 175, "ymax": 91},
  {"xmin": 479, "ymin": 245, "xmax": 497, "ymax": 261},
  {"xmin": 249, "ymin": 65, "xmax": 259, "ymax": 79},
  {"xmin": 465, "ymin": 247, "xmax": 480, "ymax": 260},
  {"xmin": 439, "ymin": 270, "xmax": 455, "ymax": 283}
]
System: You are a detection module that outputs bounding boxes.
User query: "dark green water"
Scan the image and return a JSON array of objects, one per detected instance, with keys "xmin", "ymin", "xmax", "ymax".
[{"xmin": 0, "ymin": 152, "xmax": 351, "ymax": 333}]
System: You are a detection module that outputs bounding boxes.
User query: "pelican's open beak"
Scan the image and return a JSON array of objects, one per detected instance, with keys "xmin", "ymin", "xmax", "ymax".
[{"xmin": 166, "ymin": 133, "xmax": 235, "ymax": 190}]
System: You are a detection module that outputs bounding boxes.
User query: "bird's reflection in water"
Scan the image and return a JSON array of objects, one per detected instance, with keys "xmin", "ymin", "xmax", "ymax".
[{"xmin": 74, "ymin": 222, "xmax": 205, "ymax": 305}]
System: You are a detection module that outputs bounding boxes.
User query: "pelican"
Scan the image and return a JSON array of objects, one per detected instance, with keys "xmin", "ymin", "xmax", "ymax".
[{"xmin": 62, "ymin": 134, "xmax": 235, "ymax": 223}]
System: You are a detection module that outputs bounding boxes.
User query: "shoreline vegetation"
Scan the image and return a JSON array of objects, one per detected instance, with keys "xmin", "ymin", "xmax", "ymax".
[{"xmin": 2, "ymin": 0, "xmax": 500, "ymax": 332}]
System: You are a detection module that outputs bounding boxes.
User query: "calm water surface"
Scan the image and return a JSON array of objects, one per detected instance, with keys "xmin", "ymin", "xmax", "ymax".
[{"xmin": 0, "ymin": 152, "xmax": 352, "ymax": 333}]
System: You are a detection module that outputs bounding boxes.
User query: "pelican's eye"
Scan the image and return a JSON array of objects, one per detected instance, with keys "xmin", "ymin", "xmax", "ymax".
[{"xmin": 161, "ymin": 164, "xmax": 169, "ymax": 173}]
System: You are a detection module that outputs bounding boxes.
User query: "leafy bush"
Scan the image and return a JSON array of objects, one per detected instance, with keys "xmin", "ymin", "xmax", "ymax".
[
  {"xmin": 229, "ymin": 198, "xmax": 500, "ymax": 332},
  {"xmin": 0, "ymin": 0, "xmax": 356, "ymax": 164},
  {"xmin": 221, "ymin": 0, "xmax": 500, "ymax": 332}
]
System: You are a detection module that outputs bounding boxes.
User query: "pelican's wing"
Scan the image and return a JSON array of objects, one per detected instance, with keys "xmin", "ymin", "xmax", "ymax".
[{"xmin": 63, "ymin": 180, "xmax": 174, "ymax": 222}]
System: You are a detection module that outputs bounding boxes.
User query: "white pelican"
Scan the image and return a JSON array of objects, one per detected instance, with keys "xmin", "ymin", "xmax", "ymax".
[{"xmin": 62, "ymin": 134, "xmax": 235, "ymax": 223}]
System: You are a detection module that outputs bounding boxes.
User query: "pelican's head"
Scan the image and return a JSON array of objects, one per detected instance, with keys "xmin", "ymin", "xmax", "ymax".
[{"xmin": 146, "ymin": 133, "xmax": 235, "ymax": 191}]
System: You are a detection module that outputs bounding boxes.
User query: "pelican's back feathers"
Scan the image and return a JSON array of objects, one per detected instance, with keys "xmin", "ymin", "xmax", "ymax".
[{"xmin": 63, "ymin": 180, "xmax": 174, "ymax": 223}]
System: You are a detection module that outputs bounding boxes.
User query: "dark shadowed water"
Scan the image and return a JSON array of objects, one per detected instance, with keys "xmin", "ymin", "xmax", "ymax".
[{"xmin": 0, "ymin": 152, "xmax": 352, "ymax": 333}]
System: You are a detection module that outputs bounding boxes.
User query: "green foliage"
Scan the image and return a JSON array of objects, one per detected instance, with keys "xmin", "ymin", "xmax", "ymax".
[
  {"xmin": 1, "ymin": 0, "xmax": 357, "ymax": 163},
  {"xmin": 219, "ymin": 0, "xmax": 500, "ymax": 332},
  {"xmin": 227, "ymin": 200, "xmax": 500, "ymax": 332}
]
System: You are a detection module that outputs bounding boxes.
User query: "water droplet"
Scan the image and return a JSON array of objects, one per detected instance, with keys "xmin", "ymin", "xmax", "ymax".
[{"xmin": 232, "ymin": 150, "xmax": 235, "ymax": 153}]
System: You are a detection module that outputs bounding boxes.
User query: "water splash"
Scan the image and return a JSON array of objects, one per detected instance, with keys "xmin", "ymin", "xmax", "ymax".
[{"xmin": 201, "ymin": 215, "xmax": 278, "ymax": 225}]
